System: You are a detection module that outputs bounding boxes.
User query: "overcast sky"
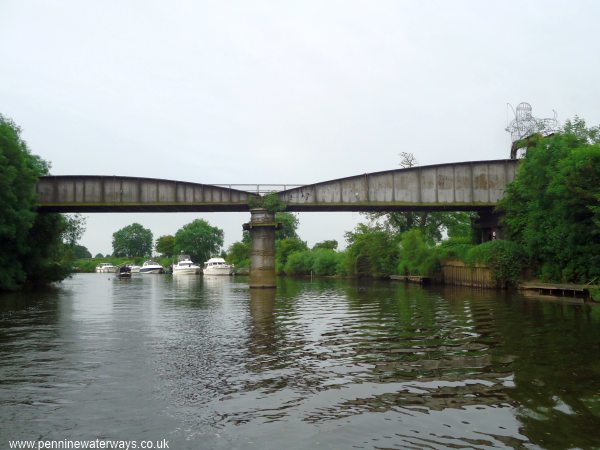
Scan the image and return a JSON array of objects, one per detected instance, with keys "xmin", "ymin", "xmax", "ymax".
[{"xmin": 2, "ymin": 0, "xmax": 599, "ymax": 257}]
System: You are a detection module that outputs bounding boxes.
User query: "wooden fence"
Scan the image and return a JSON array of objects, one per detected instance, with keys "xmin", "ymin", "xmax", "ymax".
[{"xmin": 441, "ymin": 260, "xmax": 497, "ymax": 289}]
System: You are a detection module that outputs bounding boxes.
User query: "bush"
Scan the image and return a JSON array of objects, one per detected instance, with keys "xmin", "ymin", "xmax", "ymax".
[
  {"xmin": 284, "ymin": 251, "xmax": 314, "ymax": 276},
  {"xmin": 397, "ymin": 229, "xmax": 438, "ymax": 276},
  {"xmin": 343, "ymin": 224, "xmax": 400, "ymax": 278},
  {"xmin": 312, "ymin": 249, "xmax": 341, "ymax": 276},
  {"xmin": 276, "ymin": 237, "xmax": 308, "ymax": 274},
  {"xmin": 465, "ymin": 240, "xmax": 524, "ymax": 287},
  {"xmin": 435, "ymin": 236, "xmax": 475, "ymax": 262}
]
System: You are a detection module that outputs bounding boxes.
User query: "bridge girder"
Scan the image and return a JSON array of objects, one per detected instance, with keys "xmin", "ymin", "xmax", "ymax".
[
  {"xmin": 36, "ymin": 176, "xmax": 259, "ymax": 213},
  {"xmin": 35, "ymin": 160, "xmax": 518, "ymax": 213},
  {"xmin": 279, "ymin": 159, "xmax": 517, "ymax": 212}
]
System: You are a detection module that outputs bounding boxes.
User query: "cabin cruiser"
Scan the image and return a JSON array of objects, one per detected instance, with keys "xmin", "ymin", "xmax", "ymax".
[
  {"xmin": 139, "ymin": 260, "xmax": 165, "ymax": 274},
  {"xmin": 203, "ymin": 257, "xmax": 234, "ymax": 275},
  {"xmin": 172, "ymin": 255, "xmax": 201, "ymax": 275},
  {"xmin": 126, "ymin": 264, "xmax": 141, "ymax": 273},
  {"xmin": 116, "ymin": 265, "xmax": 132, "ymax": 278},
  {"xmin": 95, "ymin": 262, "xmax": 116, "ymax": 273}
]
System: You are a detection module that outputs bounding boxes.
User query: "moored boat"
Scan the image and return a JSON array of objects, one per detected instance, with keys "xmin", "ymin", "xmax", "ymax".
[
  {"xmin": 127, "ymin": 264, "xmax": 141, "ymax": 273},
  {"xmin": 203, "ymin": 257, "xmax": 234, "ymax": 276},
  {"xmin": 172, "ymin": 255, "xmax": 201, "ymax": 275},
  {"xmin": 139, "ymin": 260, "xmax": 165, "ymax": 274},
  {"xmin": 116, "ymin": 265, "xmax": 132, "ymax": 278},
  {"xmin": 95, "ymin": 262, "xmax": 117, "ymax": 273}
]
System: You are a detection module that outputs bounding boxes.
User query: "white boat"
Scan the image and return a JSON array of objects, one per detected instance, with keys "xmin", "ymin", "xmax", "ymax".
[
  {"xmin": 95, "ymin": 262, "xmax": 116, "ymax": 273},
  {"xmin": 139, "ymin": 260, "xmax": 165, "ymax": 274},
  {"xmin": 127, "ymin": 264, "xmax": 141, "ymax": 273},
  {"xmin": 203, "ymin": 257, "xmax": 234, "ymax": 276},
  {"xmin": 172, "ymin": 255, "xmax": 201, "ymax": 275}
]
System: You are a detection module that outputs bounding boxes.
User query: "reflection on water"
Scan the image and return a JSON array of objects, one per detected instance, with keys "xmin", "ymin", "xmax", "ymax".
[{"xmin": 1, "ymin": 274, "xmax": 600, "ymax": 449}]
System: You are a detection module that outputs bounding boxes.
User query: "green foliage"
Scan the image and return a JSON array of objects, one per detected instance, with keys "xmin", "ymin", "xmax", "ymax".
[
  {"xmin": 435, "ymin": 236, "xmax": 475, "ymax": 261},
  {"xmin": 174, "ymin": 219, "xmax": 224, "ymax": 264},
  {"xmin": 365, "ymin": 211, "xmax": 474, "ymax": 243},
  {"xmin": 465, "ymin": 240, "xmax": 524, "ymax": 286},
  {"xmin": 275, "ymin": 212, "xmax": 299, "ymax": 240},
  {"xmin": 248, "ymin": 193, "xmax": 287, "ymax": 213},
  {"xmin": 155, "ymin": 235, "xmax": 175, "ymax": 257},
  {"xmin": 500, "ymin": 119, "xmax": 600, "ymax": 283},
  {"xmin": 275, "ymin": 237, "xmax": 308, "ymax": 274},
  {"xmin": 284, "ymin": 250, "xmax": 315, "ymax": 276},
  {"xmin": 397, "ymin": 229, "xmax": 438, "ymax": 276},
  {"xmin": 343, "ymin": 223, "xmax": 400, "ymax": 278},
  {"xmin": 227, "ymin": 240, "xmax": 250, "ymax": 268},
  {"xmin": 62, "ymin": 214, "xmax": 87, "ymax": 246},
  {"xmin": 312, "ymin": 240, "xmax": 338, "ymax": 251},
  {"xmin": 112, "ymin": 223, "xmax": 153, "ymax": 258},
  {"xmin": 312, "ymin": 249, "xmax": 341, "ymax": 276},
  {"xmin": 73, "ymin": 245, "xmax": 91, "ymax": 259},
  {"xmin": 23, "ymin": 213, "xmax": 73, "ymax": 287},
  {"xmin": 262, "ymin": 193, "xmax": 287, "ymax": 213},
  {"xmin": 94, "ymin": 253, "xmax": 104, "ymax": 259},
  {"xmin": 0, "ymin": 114, "xmax": 72, "ymax": 290},
  {"xmin": 563, "ymin": 116, "xmax": 600, "ymax": 144},
  {"xmin": 282, "ymin": 248, "xmax": 341, "ymax": 277}
]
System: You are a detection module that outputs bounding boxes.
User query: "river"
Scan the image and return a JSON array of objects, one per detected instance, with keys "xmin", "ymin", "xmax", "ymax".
[{"xmin": 1, "ymin": 274, "xmax": 599, "ymax": 449}]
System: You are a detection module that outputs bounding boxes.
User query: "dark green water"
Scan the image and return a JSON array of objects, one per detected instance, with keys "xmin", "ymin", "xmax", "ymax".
[{"xmin": 1, "ymin": 274, "xmax": 600, "ymax": 449}]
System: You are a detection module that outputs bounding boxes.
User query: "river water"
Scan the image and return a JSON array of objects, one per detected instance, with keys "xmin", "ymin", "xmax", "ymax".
[{"xmin": 1, "ymin": 274, "xmax": 600, "ymax": 449}]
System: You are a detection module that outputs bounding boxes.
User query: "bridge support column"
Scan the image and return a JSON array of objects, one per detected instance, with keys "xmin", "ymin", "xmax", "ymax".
[
  {"xmin": 473, "ymin": 209, "xmax": 504, "ymax": 243},
  {"xmin": 243, "ymin": 208, "xmax": 279, "ymax": 288}
]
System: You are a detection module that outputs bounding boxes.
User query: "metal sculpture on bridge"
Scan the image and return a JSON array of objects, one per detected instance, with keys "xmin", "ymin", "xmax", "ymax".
[{"xmin": 506, "ymin": 102, "xmax": 559, "ymax": 159}]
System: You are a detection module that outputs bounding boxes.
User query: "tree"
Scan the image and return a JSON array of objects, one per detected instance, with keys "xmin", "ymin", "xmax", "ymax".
[
  {"xmin": 397, "ymin": 229, "xmax": 437, "ymax": 276},
  {"xmin": 341, "ymin": 223, "xmax": 400, "ymax": 277},
  {"xmin": 94, "ymin": 253, "xmax": 104, "ymax": 259},
  {"xmin": 174, "ymin": 219, "xmax": 224, "ymax": 264},
  {"xmin": 313, "ymin": 240, "xmax": 338, "ymax": 251},
  {"xmin": 155, "ymin": 235, "xmax": 175, "ymax": 258},
  {"xmin": 73, "ymin": 245, "xmax": 92, "ymax": 259},
  {"xmin": 275, "ymin": 237, "xmax": 308, "ymax": 273},
  {"xmin": 275, "ymin": 212, "xmax": 299, "ymax": 240},
  {"xmin": 62, "ymin": 214, "xmax": 87, "ymax": 247},
  {"xmin": 500, "ymin": 117, "xmax": 600, "ymax": 282},
  {"xmin": 112, "ymin": 223, "xmax": 153, "ymax": 257},
  {"xmin": 399, "ymin": 151, "xmax": 418, "ymax": 168},
  {"xmin": 227, "ymin": 240, "xmax": 250, "ymax": 268},
  {"xmin": 370, "ymin": 211, "xmax": 473, "ymax": 243},
  {"xmin": 0, "ymin": 114, "xmax": 72, "ymax": 290}
]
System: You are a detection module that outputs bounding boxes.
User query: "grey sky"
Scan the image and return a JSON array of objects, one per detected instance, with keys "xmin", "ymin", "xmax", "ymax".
[{"xmin": 2, "ymin": 1, "xmax": 599, "ymax": 256}]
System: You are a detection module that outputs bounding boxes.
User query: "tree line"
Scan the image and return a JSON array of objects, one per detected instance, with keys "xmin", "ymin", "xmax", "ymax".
[{"xmin": 1, "ymin": 113, "xmax": 599, "ymax": 290}]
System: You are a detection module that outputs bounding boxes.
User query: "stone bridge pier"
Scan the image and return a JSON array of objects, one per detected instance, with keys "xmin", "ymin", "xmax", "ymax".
[{"xmin": 243, "ymin": 209, "xmax": 280, "ymax": 288}]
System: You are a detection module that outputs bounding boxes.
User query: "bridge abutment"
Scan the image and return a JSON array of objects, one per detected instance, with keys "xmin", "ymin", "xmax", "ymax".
[{"xmin": 243, "ymin": 209, "xmax": 279, "ymax": 288}]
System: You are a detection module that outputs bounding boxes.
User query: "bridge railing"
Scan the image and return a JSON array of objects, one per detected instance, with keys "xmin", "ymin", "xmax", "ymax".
[{"xmin": 213, "ymin": 184, "xmax": 305, "ymax": 195}]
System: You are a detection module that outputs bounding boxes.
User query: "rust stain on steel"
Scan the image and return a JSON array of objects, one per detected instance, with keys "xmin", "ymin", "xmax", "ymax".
[
  {"xmin": 436, "ymin": 173, "xmax": 453, "ymax": 189},
  {"xmin": 473, "ymin": 174, "xmax": 489, "ymax": 190}
]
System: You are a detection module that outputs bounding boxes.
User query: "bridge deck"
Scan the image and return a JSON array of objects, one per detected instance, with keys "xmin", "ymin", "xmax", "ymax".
[
  {"xmin": 36, "ymin": 176, "xmax": 259, "ymax": 213},
  {"xmin": 36, "ymin": 160, "xmax": 518, "ymax": 213},
  {"xmin": 280, "ymin": 159, "xmax": 517, "ymax": 212}
]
